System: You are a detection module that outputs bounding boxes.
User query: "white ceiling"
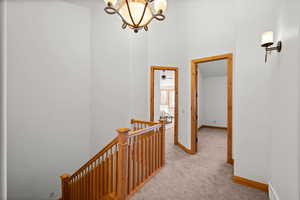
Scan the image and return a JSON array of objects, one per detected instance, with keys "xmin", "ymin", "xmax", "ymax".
[{"xmin": 197, "ymin": 59, "xmax": 227, "ymax": 78}]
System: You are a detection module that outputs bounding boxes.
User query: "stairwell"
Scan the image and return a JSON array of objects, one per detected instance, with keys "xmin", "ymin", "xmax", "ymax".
[{"xmin": 59, "ymin": 119, "xmax": 166, "ymax": 200}]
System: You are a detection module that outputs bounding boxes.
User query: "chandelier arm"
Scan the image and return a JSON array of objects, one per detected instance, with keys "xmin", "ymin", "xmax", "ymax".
[
  {"xmin": 104, "ymin": 6, "xmax": 118, "ymax": 15},
  {"xmin": 125, "ymin": 0, "xmax": 137, "ymax": 27},
  {"xmin": 104, "ymin": 6, "xmax": 130, "ymax": 26},
  {"xmin": 137, "ymin": 2, "xmax": 149, "ymax": 26},
  {"xmin": 153, "ymin": 12, "xmax": 166, "ymax": 21}
]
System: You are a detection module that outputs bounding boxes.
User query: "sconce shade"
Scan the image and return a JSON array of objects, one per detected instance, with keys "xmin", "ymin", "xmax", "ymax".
[{"xmin": 261, "ymin": 31, "xmax": 274, "ymax": 47}]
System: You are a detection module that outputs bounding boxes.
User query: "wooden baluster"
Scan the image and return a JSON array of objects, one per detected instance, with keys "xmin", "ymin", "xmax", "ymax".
[
  {"xmin": 138, "ymin": 137, "xmax": 142, "ymax": 185},
  {"xmin": 84, "ymin": 170, "xmax": 87, "ymax": 200},
  {"xmin": 88, "ymin": 166, "xmax": 91, "ymax": 200},
  {"xmin": 146, "ymin": 137, "xmax": 150, "ymax": 177},
  {"xmin": 79, "ymin": 173, "xmax": 82, "ymax": 200},
  {"xmin": 136, "ymin": 137, "xmax": 140, "ymax": 187},
  {"xmin": 69, "ymin": 179, "xmax": 72, "ymax": 200},
  {"xmin": 76, "ymin": 177, "xmax": 79, "ymax": 200},
  {"xmin": 94, "ymin": 161, "xmax": 98, "ymax": 200},
  {"xmin": 92, "ymin": 163, "xmax": 95, "ymax": 200},
  {"xmin": 115, "ymin": 147, "xmax": 119, "ymax": 194},
  {"xmin": 108, "ymin": 152, "xmax": 112, "ymax": 194},
  {"xmin": 141, "ymin": 138, "xmax": 144, "ymax": 181},
  {"xmin": 81, "ymin": 172, "xmax": 84, "ymax": 200},
  {"xmin": 156, "ymin": 130, "xmax": 159, "ymax": 169},
  {"xmin": 158, "ymin": 129, "xmax": 161, "ymax": 168},
  {"xmin": 105, "ymin": 155, "xmax": 109, "ymax": 195},
  {"xmin": 153, "ymin": 130, "xmax": 156, "ymax": 170},
  {"xmin": 100, "ymin": 159, "xmax": 104, "ymax": 198},
  {"xmin": 116, "ymin": 128, "xmax": 130, "ymax": 200},
  {"xmin": 127, "ymin": 138, "xmax": 131, "ymax": 194},
  {"xmin": 159, "ymin": 119, "xmax": 166, "ymax": 166},
  {"xmin": 112, "ymin": 149, "xmax": 116, "ymax": 194},
  {"xmin": 139, "ymin": 137, "xmax": 142, "ymax": 183},
  {"xmin": 132, "ymin": 137, "xmax": 136, "ymax": 190},
  {"xmin": 142, "ymin": 138, "xmax": 146, "ymax": 181},
  {"xmin": 60, "ymin": 174, "xmax": 70, "ymax": 200},
  {"xmin": 150, "ymin": 134, "xmax": 153, "ymax": 174}
]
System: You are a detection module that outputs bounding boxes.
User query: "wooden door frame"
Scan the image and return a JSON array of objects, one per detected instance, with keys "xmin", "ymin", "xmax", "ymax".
[
  {"xmin": 190, "ymin": 53, "xmax": 233, "ymax": 164},
  {"xmin": 150, "ymin": 66, "xmax": 179, "ymax": 145}
]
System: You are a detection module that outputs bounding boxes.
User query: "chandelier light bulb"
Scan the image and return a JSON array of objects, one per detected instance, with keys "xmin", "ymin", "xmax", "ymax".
[
  {"xmin": 104, "ymin": 0, "xmax": 117, "ymax": 6},
  {"xmin": 154, "ymin": 0, "xmax": 167, "ymax": 12}
]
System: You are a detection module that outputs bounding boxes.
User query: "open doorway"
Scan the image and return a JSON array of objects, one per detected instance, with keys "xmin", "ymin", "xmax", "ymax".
[
  {"xmin": 150, "ymin": 66, "xmax": 178, "ymax": 145},
  {"xmin": 191, "ymin": 54, "xmax": 233, "ymax": 164}
]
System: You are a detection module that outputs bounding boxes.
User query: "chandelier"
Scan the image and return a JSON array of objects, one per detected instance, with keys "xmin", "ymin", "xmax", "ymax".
[{"xmin": 104, "ymin": 0, "xmax": 167, "ymax": 33}]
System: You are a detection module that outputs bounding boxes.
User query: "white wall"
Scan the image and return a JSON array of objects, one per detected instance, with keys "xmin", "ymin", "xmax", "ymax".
[
  {"xmin": 148, "ymin": 0, "xmax": 189, "ymax": 146},
  {"xmin": 0, "ymin": 1, "xmax": 7, "ymax": 199},
  {"xmin": 197, "ymin": 71, "xmax": 205, "ymax": 127},
  {"xmin": 233, "ymin": 0, "xmax": 281, "ymax": 184},
  {"xmin": 90, "ymin": 2, "xmax": 149, "ymax": 155},
  {"xmin": 7, "ymin": 1, "xmax": 91, "ymax": 199},
  {"xmin": 154, "ymin": 70, "xmax": 161, "ymax": 121},
  {"xmin": 148, "ymin": 0, "xmax": 298, "ymax": 190},
  {"xmin": 269, "ymin": 0, "xmax": 300, "ymax": 199},
  {"xmin": 90, "ymin": 3, "xmax": 131, "ymax": 154},
  {"xmin": 202, "ymin": 76, "xmax": 227, "ymax": 127},
  {"xmin": 184, "ymin": 0, "xmax": 238, "ymax": 148}
]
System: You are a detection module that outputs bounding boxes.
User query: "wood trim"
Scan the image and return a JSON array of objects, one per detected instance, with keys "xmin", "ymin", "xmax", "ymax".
[
  {"xmin": 176, "ymin": 142, "xmax": 195, "ymax": 155},
  {"xmin": 232, "ymin": 176, "xmax": 268, "ymax": 192},
  {"xmin": 192, "ymin": 53, "xmax": 232, "ymax": 63},
  {"xmin": 190, "ymin": 53, "xmax": 233, "ymax": 164},
  {"xmin": 198, "ymin": 125, "xmax": 227, "ymax": 130},
  {"xmin": 227, "ymin": 158, "xmax": 234, "ymax": 165},
  {"xmin": 151, "ymin": 66, "xmax": 178, "ymax": 71},
  {"xmin": 191, "ymin": 61, "xmax": 198, "ymax": 153},
  {"xmin": 150, "ymin": 66, "xmax": 179, "ymax": 145},
  {"xmin": 227, "ymin": 56, "xmax": 233, "ymax": 165}
]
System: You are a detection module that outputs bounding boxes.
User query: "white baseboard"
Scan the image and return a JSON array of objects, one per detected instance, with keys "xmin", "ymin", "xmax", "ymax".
[{"xmin": 269, "ymin": 183, "xmax": 280, "ymax": 200}]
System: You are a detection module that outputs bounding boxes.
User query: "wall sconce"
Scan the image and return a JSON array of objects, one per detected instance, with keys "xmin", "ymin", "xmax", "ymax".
[{"xmin": 261, "ymin": 31, "xmax": 282, "ymax": 63}]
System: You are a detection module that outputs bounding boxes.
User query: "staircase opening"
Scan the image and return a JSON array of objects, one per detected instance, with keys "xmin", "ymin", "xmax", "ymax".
[{"xmin": 60, "ymin": 119, "xmax": 166, "ymax": 200}]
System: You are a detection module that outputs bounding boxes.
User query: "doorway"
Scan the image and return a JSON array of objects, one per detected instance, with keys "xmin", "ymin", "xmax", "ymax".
[
  {"xmin": 190, "ymin": 54, "xmax": 233, "ymax": 164},
  {"xmin": 150, "ymin": 66, "xmax": 178, "ymax": 145}
]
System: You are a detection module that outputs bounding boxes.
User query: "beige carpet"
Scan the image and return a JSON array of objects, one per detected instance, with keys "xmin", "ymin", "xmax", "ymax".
[{"xmin": 131, "ymin": 128, "xmax": 268, "ymax": 200}]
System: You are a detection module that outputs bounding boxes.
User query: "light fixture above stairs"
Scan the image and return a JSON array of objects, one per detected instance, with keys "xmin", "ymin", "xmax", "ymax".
[{"xmin": 103, "ymin": 0, "xmax": 167, "ymax": 33}]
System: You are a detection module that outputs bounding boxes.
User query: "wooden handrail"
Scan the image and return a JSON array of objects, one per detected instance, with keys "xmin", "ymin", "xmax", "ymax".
[
  {"xmin": 129, "ymin": 124, "xmax": 161, "ymax": 137},
  {"xmin": 131, "ymin": 119, "xmax": 159, "ymax": 125},
  {"xmin": 60, "ymin": 119, "xmax": 165, "ymax": 200},
  {"xmin": 70, "ymin": 136, "xmax": 119, "ymax": 179}
]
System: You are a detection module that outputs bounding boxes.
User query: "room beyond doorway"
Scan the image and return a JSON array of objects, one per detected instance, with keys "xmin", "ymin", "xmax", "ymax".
[
  {"xmin": 150, "ymin": 66, "xmax": 179, "ymax": 145},
  {"xmin": 190, "ymin": 54, "xmax": 233, "ymax": 164}
]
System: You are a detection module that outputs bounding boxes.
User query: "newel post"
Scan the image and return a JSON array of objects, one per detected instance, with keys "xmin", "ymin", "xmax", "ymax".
[
  {"xmin": 60, "ymin": 173, "xmax": 70, "ymax": 200},
  {"xmin": 116, "ymin": 128, "xmax": 130, "ymax": 200},
  {"xmin": 159, "ymin": 119, "xmax": 166, "ymax": 166}
]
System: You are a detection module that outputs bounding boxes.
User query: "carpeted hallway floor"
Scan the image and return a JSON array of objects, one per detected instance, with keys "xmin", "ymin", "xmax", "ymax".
[{"xmin": 131, "ymin": 127, "xmax": 269, "ymax": 200}]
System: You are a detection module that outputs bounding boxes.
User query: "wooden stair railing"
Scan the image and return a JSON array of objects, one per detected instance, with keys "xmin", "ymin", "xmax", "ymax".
[{"xmin": 60, "ymin": 119, "xmax": 165, "ymax": 200}]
